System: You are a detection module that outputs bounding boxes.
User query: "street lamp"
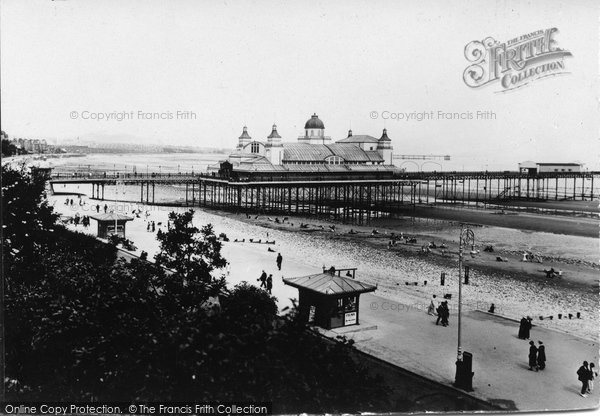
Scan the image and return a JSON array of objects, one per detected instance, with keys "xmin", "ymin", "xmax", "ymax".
[
  {"xmin": 114, "ymin": 180, "xmax": 124, "ymax": 237},
  {"xmin": 455, "ymin": 227, "xmax": 475, "ymax": 391}
]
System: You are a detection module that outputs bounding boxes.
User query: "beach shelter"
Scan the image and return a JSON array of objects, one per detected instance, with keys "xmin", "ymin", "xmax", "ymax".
[
  {"xmin": 89, "ymin": 212, "xmax": 134, "ymax": 238},
  {"xmin": 283, "ymin": 270, "xmax": 376, "ymax": 329}
]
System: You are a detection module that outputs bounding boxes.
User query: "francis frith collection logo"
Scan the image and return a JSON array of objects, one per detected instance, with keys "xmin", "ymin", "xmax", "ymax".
[{"xmin": 463, "ymin": 28, "xmax": 572, "ymax": 92}]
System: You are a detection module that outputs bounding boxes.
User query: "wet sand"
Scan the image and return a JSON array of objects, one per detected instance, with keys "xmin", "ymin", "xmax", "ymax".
[
  {"xmin": 216, "ymin": 209, "xmax": 599, "ymax": 290},
  {"xmin": 389, "ymin": 205, "xmax": 598, "ymax": 238}
]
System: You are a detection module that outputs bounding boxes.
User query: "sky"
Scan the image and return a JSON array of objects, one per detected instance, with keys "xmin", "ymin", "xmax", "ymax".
[{"xmin": 1, "ymin": 0, "xmax": 598, "ymax": 170}]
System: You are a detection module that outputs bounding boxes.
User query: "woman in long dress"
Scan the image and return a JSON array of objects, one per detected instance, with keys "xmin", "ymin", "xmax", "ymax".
[
  {"xmin": 528, "ymin": 341, "xmax": 538, "ymax": 371},
  {"xmin": 518, "ymin": 317, "xmax": 527, "ymax": 339},
  {"xmin": 537, "ymin": 341, "xmax": 546, "ymax": 370}
]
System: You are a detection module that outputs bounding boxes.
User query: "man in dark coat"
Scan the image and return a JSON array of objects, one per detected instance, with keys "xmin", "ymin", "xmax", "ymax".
[
  {"xmin": 577, "ymin": 361, "xmax": 590, "ymax": 397},
  {"xmin": 266, "ymin": 274, "xmax": 273, "ymax": 294},
  {"xmin": 276, "ymin": 253, "xmax": 283, "ymax": 270},
  {"xmin": 537, "ymin": 341, "xmax": 546, "ymax": 370},
  {"xmin": 528, "ymin": 341, "xmax": 538, "ymax": 371},
  {"xmin": 441, "ymin": 301, "xmax": 450, "ymax": 327},
  {"xmin": 257, "ymin": 270, "xmax": 267, "ymax": 288}
]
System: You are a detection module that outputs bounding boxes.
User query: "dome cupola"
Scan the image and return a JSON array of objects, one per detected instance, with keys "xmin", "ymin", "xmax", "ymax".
[{"xmin": 305, "ymin": 113, "xmax": 325, "ymax": 129}]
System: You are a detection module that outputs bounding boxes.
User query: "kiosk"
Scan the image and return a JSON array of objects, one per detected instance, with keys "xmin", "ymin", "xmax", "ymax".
[
  {"xmin": 283, "ymin": 268, "xmax": 376, "ymax": 329},
  {"xmin": 89, "ymin": 212, "xmax": 133, "ymax": 238}
]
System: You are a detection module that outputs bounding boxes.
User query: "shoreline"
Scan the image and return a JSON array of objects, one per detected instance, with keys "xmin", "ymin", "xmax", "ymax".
[
  {"xmin": 216, "ymin": 211, "xmax": 599, "ymax": 294},
  {"xmin": 390, "ymin": 204, "xmax": 598, "ymax": 238}
]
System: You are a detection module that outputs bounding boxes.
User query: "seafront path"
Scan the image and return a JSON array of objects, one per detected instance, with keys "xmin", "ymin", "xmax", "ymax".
[
  {"xmin": 221, "ymin": 241, "xmax": 600, "ymax": 412},
  {"xmin": 51, "ymin": 198, "xmax": 599, "ymax": 412}
]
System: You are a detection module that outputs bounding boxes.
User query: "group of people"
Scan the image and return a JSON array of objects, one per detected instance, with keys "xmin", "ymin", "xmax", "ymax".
[
  {"xmin": 427, "ymin": 295, "xmax": 450, "ymax": 327},
  {"xmin": 543, "ymin": 267, "xmax": 562, "ymax": 279},
  {"xmin": 94, "ymin": 204, "xmax": 109, "ymax": 213},
  {"xmin": 71, "ymin": 212, "xmax": 90, "ymax": 227},
  {"xmin": 518, "ymin": 316, "xmax": 533, "ymax": 340},
  {"xmin": 257, "ymin": 270, "xmax": 274, "ymax": 294},
  {"xmin": 577, "ymin": 361, "xmax": 598, "ymax": 397},
  {"xmin": 527, "ymin": 340, "xmax": 546, "ymax": 371},
  {"xmin": 65, "ymin": 196, "xmax": 87, "ymax": 207}
]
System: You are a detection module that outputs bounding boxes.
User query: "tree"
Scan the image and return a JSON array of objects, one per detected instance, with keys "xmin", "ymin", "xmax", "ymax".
[
  {"xmin": 2, "ymin": 164, "xmax": 60, "ymax": 288},
  {"xmin": 1, "ymin": 139, "xmax": 18, "ymax": 157},
  {"xmin": 154, "ymin": 210, "xmax": 227, "ymax": 303}
]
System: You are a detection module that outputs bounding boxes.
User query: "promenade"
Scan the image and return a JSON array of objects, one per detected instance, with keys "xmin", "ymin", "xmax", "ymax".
[
  {"xmin": 50, "ymin": 197, "xmax": 599, "ymax": 411},
  {"xmin": 220, "ymin": 239, "xmax": 599, "ymax": 412}
]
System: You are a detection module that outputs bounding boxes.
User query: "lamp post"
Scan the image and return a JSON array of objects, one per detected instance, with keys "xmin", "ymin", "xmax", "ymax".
[
  {"xmin": 455, "ymin": 227, "xmax": 475, "ymax": 390},
  {"xmin": 114, "ymin": 180, "xmax": 124, "ymax": 236}
]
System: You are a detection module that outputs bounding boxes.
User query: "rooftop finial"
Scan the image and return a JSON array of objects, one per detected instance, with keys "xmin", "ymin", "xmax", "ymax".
[{"xmin": 380, "ymin": 128, "xmax": 390, "ymax": 141}]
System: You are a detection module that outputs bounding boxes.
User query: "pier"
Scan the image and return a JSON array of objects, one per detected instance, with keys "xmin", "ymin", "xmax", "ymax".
[{"xmin": 49, "ymin": 170, "xmax": 599, "ymax": 224}]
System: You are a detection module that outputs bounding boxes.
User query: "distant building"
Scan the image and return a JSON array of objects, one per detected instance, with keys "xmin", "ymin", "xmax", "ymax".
[
  {"xmin": 213, "ymin": 113, "xmax": 397, "ymax": 179},
  {"xmin": 519, "ymin": 161, "xmax": 582, "ymax": 174},
  {"xmin": 10, "ymin": 138, "xmax": 49, "ymax": 153}
]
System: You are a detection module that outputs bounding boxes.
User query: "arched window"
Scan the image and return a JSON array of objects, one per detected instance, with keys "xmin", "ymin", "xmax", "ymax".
[
  {"xmin": 251, "ymin": 142, "xmax": 260, "ymax": 153},
  {"xmin": 325, "ymin": 156, "xmax": 344, "ymax": 165}
]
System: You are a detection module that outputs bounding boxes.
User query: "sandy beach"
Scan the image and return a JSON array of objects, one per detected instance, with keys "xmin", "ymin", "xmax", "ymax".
[{"xmin": 48, "ymin": 191, "xmax": 599, "ymax": 342}]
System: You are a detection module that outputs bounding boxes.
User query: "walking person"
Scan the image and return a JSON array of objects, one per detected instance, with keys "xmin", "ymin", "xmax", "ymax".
[
  {"xmin": 103, "ymin": 204, "xmax": 108, "ymax": 213},
  {"xmin": 528, "ymin": 341, "xmax": 538, "ymax": 371},
  {"xmin": 276, "ymin": 253, "xmax": 283, "ymax": 270},
  {"xmin": 266, "ymin": 274, "xmax": 273, "ymax": 294},
  {"xmin": 96, "ymin": 204, "xmax": 100, "ymax": 213},
  {"xmin": 518, "ymin": 317, "xmax": 527, "ymax": 339},
  {"xmin": 524, "ymin": 316, "xmax": 533, "ymax": 340},
  {"xmin": 427, "ymin": 294, "xmax": 438, "ymax": 316},
  {"xmin": 577, "ymin": 361, "xmax": 590, "ymax": 397},
  {"xmin": 435, "ymin": 303, "xmax": 443, "ymax": 325},
  {"xmin": 588, "ymin": 363, "xmax": 597, "ymax": 393},
  {"xmin": 151, "ymin": 221, "xmax": 156, "ymax": 232},
  {"xmin": 537, "ymin": 341, "xmax": 546, "ymax": 370},
  {"xmin": 441, "ymin": 301, "xmax": 450, "ymax": 327},
  {"xmin": 257, "ymin": 270, "xmax": 267, "ymax": 288}
]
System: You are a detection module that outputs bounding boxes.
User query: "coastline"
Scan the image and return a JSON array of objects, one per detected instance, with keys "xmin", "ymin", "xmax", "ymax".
[
  {"xmin": 214, "ymin": 208, "xmax": 599, "ymax": 287},
  {"xmin": 387, "ymin": 204, "xmax": 598, "ymax": 238}
]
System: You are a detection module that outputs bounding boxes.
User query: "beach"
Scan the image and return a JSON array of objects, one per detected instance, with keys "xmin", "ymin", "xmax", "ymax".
[{"xmin": 48, "ymin": 191, "xmax": 599, "ymax": 342}]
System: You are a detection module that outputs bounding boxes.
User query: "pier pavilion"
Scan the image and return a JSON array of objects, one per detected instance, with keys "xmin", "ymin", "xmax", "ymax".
[{"xmin": 209, "ymin": 113, "xmax": 397, "ymax": 181}]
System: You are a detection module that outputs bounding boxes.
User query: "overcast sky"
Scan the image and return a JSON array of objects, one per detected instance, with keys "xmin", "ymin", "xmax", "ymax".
[{"xmin": 1, "ymin": 0, "xmax": 598, "ymax": 170}]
